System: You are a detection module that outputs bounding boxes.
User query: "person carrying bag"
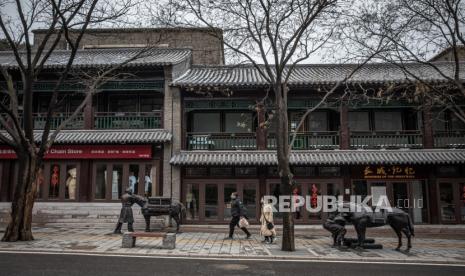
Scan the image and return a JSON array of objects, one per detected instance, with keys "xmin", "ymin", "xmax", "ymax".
[
  {"xmin": 260, "ymin": 198, "xmax": 276, "ymax": 243},
  {"xmin": 225, "ymin": 192, "xmax": 251, "ymax": 240}
]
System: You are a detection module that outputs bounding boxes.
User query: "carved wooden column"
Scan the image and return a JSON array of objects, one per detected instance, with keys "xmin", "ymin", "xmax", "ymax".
[
  {"xmin": 422, "ymin": 105, "xmax": 434, "ymax": 148},
  {"xmin": 339, "ymin": 104, "xmax": 350, "ymax": 150}
]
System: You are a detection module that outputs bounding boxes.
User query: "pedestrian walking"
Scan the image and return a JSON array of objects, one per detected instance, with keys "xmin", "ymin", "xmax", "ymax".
[
  {"xmin": 260, "ymin": 198, "xmax": 276, "ymax": 243},
  {"xmin": 225, "ymin": 192, "xmax": 251, "ymax": 240}
]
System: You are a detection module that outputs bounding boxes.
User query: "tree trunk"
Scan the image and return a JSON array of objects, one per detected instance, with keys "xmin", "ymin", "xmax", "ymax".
[
  {"xmin": 2, "ymin": 151, "xmax": 38, "ymax": 242},
  {"xmin": 275, "ymin": 84, "xmax": 295, "ymax": 251}
]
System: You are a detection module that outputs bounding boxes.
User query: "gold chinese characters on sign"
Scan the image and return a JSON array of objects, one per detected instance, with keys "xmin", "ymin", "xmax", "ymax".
[{"xmin": 364, "ymin": 165, "xmax": 416, "ymax": 179}]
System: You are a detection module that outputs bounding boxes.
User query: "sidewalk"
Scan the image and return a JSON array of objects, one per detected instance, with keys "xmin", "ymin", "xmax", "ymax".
[{"xmin": 1, "ymin": 226, "xmax": 465, "ymax": 265}]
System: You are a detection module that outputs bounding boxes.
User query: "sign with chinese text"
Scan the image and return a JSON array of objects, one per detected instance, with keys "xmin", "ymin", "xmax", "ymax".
[
  {"xmin": 0, "ymin": 145, "xmax": 152, "ymax": 159},
  {"xmin": 363, "ymin": 165, "xmax": 416, "ymax": 179}
]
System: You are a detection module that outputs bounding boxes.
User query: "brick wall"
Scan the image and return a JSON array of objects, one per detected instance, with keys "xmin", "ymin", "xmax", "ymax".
[{"xmin": 32, "ymin": 28, "xmax": 224, "ymax": 65}]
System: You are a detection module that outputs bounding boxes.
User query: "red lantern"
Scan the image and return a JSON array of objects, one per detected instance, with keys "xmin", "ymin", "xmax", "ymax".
[{"xmin": 311, "ymin": 184, "xmax": 318, "ymax": 208}]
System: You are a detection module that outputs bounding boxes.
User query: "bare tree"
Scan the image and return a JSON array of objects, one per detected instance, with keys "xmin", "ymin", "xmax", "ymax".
[
  {"xmin": 150, "ymin": 0, "xmax": 384, "ymax": 251},
  {"xmin": 345, "ymin": 0, "xmax": 465, "ymax": 124},
  {"xmin": 0, "ymin": 0, "xmax": 139, "ymax": 242}
]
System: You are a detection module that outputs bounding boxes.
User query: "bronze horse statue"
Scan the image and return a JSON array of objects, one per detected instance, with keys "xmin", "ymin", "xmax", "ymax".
[
  {"xmin": 336, "ymin": 202, "xmax": 414, "ymax": 251},
  {"xmin": 134, "ymin": 196, "xmax": 186, "ymax": 233}
]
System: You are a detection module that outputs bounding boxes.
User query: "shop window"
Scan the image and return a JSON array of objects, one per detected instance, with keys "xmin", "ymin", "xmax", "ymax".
[
  {"xmin": 235, "ymin": 167, "xmax": 257, "ymax": 177},
  {"xmin": 348, "ymin": 111, "xmax": 369, "ymax": 131},
  {"xmin": 144, "ymin": 164, "xmax": 155, "ymax": 197},
  {"xmin": 185, "ymin": 184, "xmax": 199, "ymax": 220},
  {"xmin": 192, "ymin": 113, "xmax": 220, "ymax": 132},
  {"xmin": 292, "ymin": 166, "xmax": 316, "ymax": 177},
  {"xmin": 243, "ymin": 183, "xmax": 257, "ymax": 219},
  {"xmin": 223, "ymin": 184, "xmax": 237, "ymax": 220},
  {"xmin": 129, "ymin": 164, "xmax": 139, "ymax": 194},
  {"xmin": 205, "ymin": 184, "xmax": 218, "ymax": 219},
  {"xmin": 225, "ymin": 113, "xmax": 253, "ymax": 133},
  {"xmin": 370, "ymin": 182, "xmax": 389, "ymax": 207},
  {"xmin": 269, "ymin": 183, "xmax": 282, "ymax": 218},
  {"xmin": 307, "ymin": 183, "xmax": 322, "ymax": 220},
  {"xmin": 318, "ymin": 167, "xmax": 340, "ymax": 177},
  {"xmin": 95, "ymin": 164, "xmax": 107, "ymax": 199},
  {"xmin": 327, "ymin": 183, "xmax": 342, "ymax": 197},
  {"xmin": 210, "ymin": 167, "xmax": 233, "ymax": 177},
  {"xmin": 411, "ymin": 180, "xmax": 428, "ymax": 223},
  {"xmin": 352, "ymin": 180, "xmax": 368, "ymax": 197},
  {"xmin": 111, "ymin": 165, "xmax": 123, "ymax": 200},
  {"xmin": 439, "ymin": 182, "xmax": 455, "ymax": 221},
  {"xmin": 292, "ymin": 185, "xmax": 303, "ymax": 220},
  {"xmin": 49, "ymin": 164, "xmax": 60, "ymax": 199},
  {"xmin": 374, "ymin": 111, "xmax": 403, "ymax": 131},
  {"xmin": 185, "ymin": 167, "xmax": 208, "ymax": 177},
  {"xmin": 65, "ymin": 165, "xmax": 77, "ymax": 200}
]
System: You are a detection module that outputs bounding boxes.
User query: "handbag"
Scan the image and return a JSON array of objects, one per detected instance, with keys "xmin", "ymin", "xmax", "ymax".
[
  {"xmin": 264, "ymin": 217, "xmax": 274, "ymax": 230},
  {"xmin": 239, "ymin": 216, "xmax": 249, "ymax": 228}
]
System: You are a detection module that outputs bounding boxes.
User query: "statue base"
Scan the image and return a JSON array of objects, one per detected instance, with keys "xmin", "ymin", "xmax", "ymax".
[{"xmin": 342, "ymin": 238, "xmax": 383, "ymax": 249}]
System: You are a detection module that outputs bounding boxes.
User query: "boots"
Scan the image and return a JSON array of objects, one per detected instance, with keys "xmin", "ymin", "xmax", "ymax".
[
  {"xmin": 241, "ymin": 227, "xmax": 251, "ymax": 239},
  {"xmin": 114, "ymin": 223, "xmax": 122, "ymax": 234}
]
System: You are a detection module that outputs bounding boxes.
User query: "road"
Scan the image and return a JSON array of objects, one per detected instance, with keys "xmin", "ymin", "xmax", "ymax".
[{"xmin": 1, "ymin": 252, "xmax": 464, "ymax": 276}]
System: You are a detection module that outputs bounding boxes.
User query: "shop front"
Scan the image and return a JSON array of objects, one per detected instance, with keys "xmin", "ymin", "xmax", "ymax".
[
  {"xmin": 351, "ymin": 165, "xmax": 430, "ymax": 224},
  {"xmin": 0, "ymin": 144, "xmax": 162, "ymax": 202}
]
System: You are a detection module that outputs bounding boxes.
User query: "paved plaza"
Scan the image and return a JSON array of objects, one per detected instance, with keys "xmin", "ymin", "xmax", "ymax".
[{"xmin": 1, "ymin": 226, "xmax": 465, "ymax": 265}]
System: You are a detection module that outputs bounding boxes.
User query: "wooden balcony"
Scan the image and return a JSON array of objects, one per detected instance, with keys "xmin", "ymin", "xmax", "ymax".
[
  {"xmin": 94, "ymin": 111, "xmax": 162, "ymax": 129},
  {"xmin": 267, "ymin": 131, "xmax": 340, "ymax": 150},
  {"xmin": 350, "ymin": 131, "xmax": 423, "ymax": 149},
  {"xmin": 33, "ymin": 113, "xmax": 84, "ymax": 129},
  {"xmin": 434, "ymin": 131, "xmax": 465, "ymax": 148},
  {"xmin": 187, "ymin": 132, "xmax": 257, "ymax": 150}
]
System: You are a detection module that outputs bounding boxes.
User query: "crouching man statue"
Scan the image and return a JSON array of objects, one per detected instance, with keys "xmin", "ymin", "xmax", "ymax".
[
  {"xmin": 323, "ymin": 213, "xmax": 347, "ymax": 247},
  {"xmin": 114, "ymin": 188, "xmax": 145, "ymax": 234}
]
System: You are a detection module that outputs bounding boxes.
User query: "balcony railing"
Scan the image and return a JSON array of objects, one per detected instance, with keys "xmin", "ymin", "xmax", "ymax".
[
  {"xmin": 434, "ymin": 131, "xmax": 465, "ymax": 148},
  {"xmin": 267, "ymin": 131, "xmax": 340, "ymax": 150},
  {"xmin": 94, "ymin": 111, "xmax": 162, "ymax": 129},
  {"xmin": 32, "ymin": 113, "xmax": 84, "ymax": 129},
  {"xmin": 187, "ymin": 132, "xmax": 257, "ymax": 150},
  {"xmin": 350, "ymin": 131, "xmax": 423, "ymax": 149}
]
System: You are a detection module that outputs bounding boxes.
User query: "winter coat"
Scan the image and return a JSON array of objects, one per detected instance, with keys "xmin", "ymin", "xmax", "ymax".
[
  {"xmin": 260, "ymin": 203, "xmax": 276, "ymax": 237},
  {"xmin": 118, "ymin": 193, "xmax": 136, "ymax": 223},
  {"xmin": 230, "ymin": 198, "xmax": 246, "ymax": 217}
]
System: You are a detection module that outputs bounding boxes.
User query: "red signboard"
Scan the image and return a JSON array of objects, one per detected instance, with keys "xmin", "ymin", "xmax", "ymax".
[{"xmin": 0, "ymin": 145, "xmax": 152, "ymax": 159}]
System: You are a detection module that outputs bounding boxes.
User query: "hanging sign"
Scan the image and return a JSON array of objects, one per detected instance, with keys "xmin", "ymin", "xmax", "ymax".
[
  {"xmin": 0, "ymin": 145, "xmax": 152, "ymax": 159},
  {"xmin": 363, "ymin": 165, "xmax": 416, "ymax": 179}
]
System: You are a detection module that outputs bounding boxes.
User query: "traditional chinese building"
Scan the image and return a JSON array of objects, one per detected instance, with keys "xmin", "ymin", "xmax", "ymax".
[{"xmin": 0, "ymin": 28, "xmax": 464, "ymax": 226}]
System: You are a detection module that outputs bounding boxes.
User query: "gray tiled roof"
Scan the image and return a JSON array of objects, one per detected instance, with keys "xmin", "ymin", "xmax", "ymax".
[
  {"xmin": 0, "ymin": 129, "xmax": 172, "ymax": 144},
  {"xmin": 170, "ymin": 149, "xmax": 465, "ymax": 166},
  {"xmin": 0, "ymin": 48, "xmax": 192, "ymax": 69},
  {"xmin": 172, "ymin": 62, "xmax": 465, "ymax": 87}
]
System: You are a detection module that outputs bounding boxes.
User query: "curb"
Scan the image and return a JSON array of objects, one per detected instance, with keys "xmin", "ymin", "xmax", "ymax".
[{"xmin": 1, "ymin": 248, "xmax": 465, "ymax": 266}]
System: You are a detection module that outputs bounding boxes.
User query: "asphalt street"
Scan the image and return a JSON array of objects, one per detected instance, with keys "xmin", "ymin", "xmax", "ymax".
[{"xmin": 1, "ymin": 252, "xmax": 465, "ymax": 276}]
